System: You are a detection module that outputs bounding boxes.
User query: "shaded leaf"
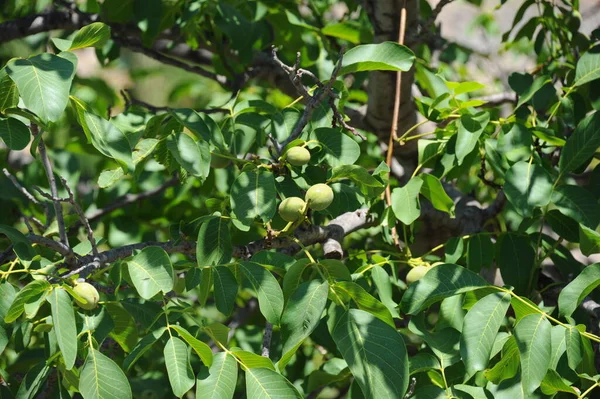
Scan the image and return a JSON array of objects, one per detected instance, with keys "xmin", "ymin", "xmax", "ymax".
[
  {"xmin": 196, "ymin": 352, "xmax": 238, "ymax": 399},
  {"xmin": 0, "ymin": 117, "xmax": 30, "ymax": 150},
  {"xmin": 80, "ymin": 348, "xmax": 132, "ymax": 399},
  {"xmin": 6, "ymin": 53, "xmax": 74, "ymax": 123},
  {"xmin": 504, "ymin": 161, "xmax": 553, "ymax": 217},
  {"xmin": 245, "ymin": 368, "xmax": 302, "ymax": 399},
  {"xmin": 329, "ymin": 308, "xmax": 409, "ymax": 398},
  {"xmin": 47, "ymin": 288, "xmax": 78, "ymax": 370},
  {"xmin": 558, "ymin": 263, "xmax": 600, "ymax": 317},
  {"xmin": 239, "ymin": 262, "xmax": 284, "ymax": 325},
  {"xmin": 514, "ymin": 313, "xmax": 552, "ymax": 394},
  {"xmin": 460, "ymin": 291, "xmax": 511, "ymax": 377},
  {"xmin": 197, "ymin": 217, "xmax": 232, "ymax": 267},
  {"xmin": 279, "ymin": 281, "xmax": 329, "ymax": 370},
  {"xmin": 164, "ymin": 336, "xmax": 195, "ymax": 398},
  {"xmin": 230, "ymin": 169, "xmax": 277, "ymax": 227},
  {"xmin": 400, "ymin": 264, "xmax": 488, "ymax": 315}
]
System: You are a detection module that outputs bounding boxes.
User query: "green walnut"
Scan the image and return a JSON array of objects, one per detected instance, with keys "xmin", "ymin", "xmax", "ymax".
[
  {"xmin": 278, "ymin": 197, "xmax": 306, "ymax": 222},
  {"xmin": 305, "ymin": 184, "xmax": 334, "ymax": 211},
  {"xmin": 406, "ymin": 265, "xmax": 429, "ymax": 285},
  {"xmin": 73, "ymin": 282, "xmax": 100, "ymax": 310},
  {"xmin": 285, "ymin": 146, "xmax": 311, "ymax": 166},
  {"xmin": 210, "ymin": 150, "xmax": 231, "ymax": 169}
]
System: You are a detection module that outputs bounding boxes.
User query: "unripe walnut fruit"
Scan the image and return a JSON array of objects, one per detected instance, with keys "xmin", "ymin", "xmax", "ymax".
[
  {"xmin": 210, "ymin": 150, "xmax": 230, "ymax": 169},
  {"xmin": 285, "ymin": 147, "xmax": 311, "ymax": 166},
  {"xmin": 278, "ymin": 197, "xmax": 306, "ymax": 222},
  {"xmin": 406, "ymin": 265, "xmax": 429, "ymax": 285},
  {"xmin": 305, "ymin": 184, "xmax": 334, "ymax": 211},
  {"xmin": 73, "ymin": 282, "xmax": 99, "ymax": 310}
]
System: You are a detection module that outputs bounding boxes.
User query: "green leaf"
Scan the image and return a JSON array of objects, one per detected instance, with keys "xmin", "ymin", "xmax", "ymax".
[
  {"xmin": 279, "ymin": 281, "xmax": 329, "ymax": 370},
  {"xmin": 127, "ymin": 246, "xmax": 174, "ymax": 300},
  {"xmin": 122, "ymin": 327, "xmax": 166, "ymax": 371},
  {"xmin": 455, "ymin": 112, "xmax": 490, "ymax": 164},
  {"xmin": 239, "ymin": 262, "xmax": 284, "ymax": 325},
  {"xmin": 329, "ymin": 165, "xmax": 385, "ymax": 196},
  {"xmin": 514, "ymin": 313, "xmax": 552, "ymax": 394},
  {"xmin": 196, "ymin": 217, "xmax": 232, "ymax": 267},
  {"xmin": 496, "ymin": 123, "xmax": 532, "ymax": 163},
  {"xmin": 282, "ymin": 259, "xmax": 312, "ymax": 299},
  {"xmin": 232, "ymin": 349, "xmax": 275, "ymax": 370},
  {"xmin": 370, "ymin": 266, "xmax": 400, "ymax": 319},
  {"xmin": 551, "ymin": 185, "xmax": 600, "ymax": 228},
  {"xmin": 504, "ymin": 161, "xmax": 553, "ymax": 217},
  {"xmin": 453, "ymin": 385, "xmax": 492, "ymax": 399},
  {"xmin": 105, "ymin": 302, "xmax": 138, "ymax": 352},
  {"xmin": 516, "ymin": 76, "xmax": 551, "ymax": 108},
  {"xmin": 409, "ymin": 352, "xmax": 440, "ymax": 375},
  {"xmin": 340, "ymin": 42, "xmax": 415, "ymax": 75},
  {"xmin": 484, "ymin": 336, "xmax": 519, "ymax": 385},
  {"xmin": 170, "ymin": 108, "xmax": 212, "ymax": 143},
  {"xmin": 579, "ymin": 225, "xmax": 600, "ymax": 256},
  {"xmin": 0, "ymin": 224, "xmax": 36, "ymax": 261},
  {"xmin": 164, "ymin": 336, "xmax": 195, "ymax": 398},
  {"xmin": 80, "ymin": 348, "xmax": 132, "ymax": 399},
  {"xmin": 540, "ymin": 369, "xmax": 578, "ymax": 395},
  {"xmin": 460, "ymin": 291, "xmax": 511, "ymax": 377},
  {"xmin": 329, "ymin": 308, "xmax": 409, "ymax": 398},
  {"xmin": 448, "ymin": 81, "xmax": 486, "ymax": 95},
  {"xmin": 0, "ymin": 117, "xmax": 30, "ymax": 150},
  {"xmin": 230, "ymin": 169, "xmax": 277, "ymax": 227},
  {"xmin": 332, "ymin": 281, "xmax": 394, "ymax": 327},
  {"xmin": 496, "ymin": 233, "xmax": 535, "ymax": 295},
  {"xmin": 408, "ymin": 315, "xmax": 461, "ymax": 366},
  {"xmin": 167, "ymin": 132, "xmax": 210, "ymax": 178},
  {"xmin": 318, "ymin": 260, "xmax": 352, "ymax": 281},
  {"xmin": 321, "ymin": 22, "xmax": 362, "ymax": 44},
  {"xmin": 391, "ymin": 177, "xmax": 423, "ymax": 225},
  {"xmin": 0, "ymin": 67, "xmax": 19, "ymax": 112},
  {"xmin": 549, "ymin": 325, "xmax": 567, "ymax": 369},
  {"xmin": 169, "ymin": 325, "xmax": 213, "ymax": 367},
  {"xmin": 98, "ymin": 167, "xmax": 124, "ymax": 189},
  {"xmin": 574, "ymin": 50, "xmax": 600, "ymax": 86},
  {"xmin": 5, "ymin": 53, "xmax": 75, "ymax": 123},
  {"xmin": 245, "ymin": 368, "xmax": 302, "ymax": 399},
  {"xmin": 47, "ymin": 288, "xmax": 78, "ymax": 370},
  {"xmin": 314, "ymin": 128, "xmax": 361, "ymax": 167},
  {"xmin": 68, "ymin": 22, "xmax": 111, "ymax": 51},
  {"xmin": 400, "ymin": 264, "xmax": 488, "ymax": 315},
  {"xmin": 558, "ymin": 263, "xmax": 600, "ymax": 317},
  {"xmin": 15, "ymin": 362, "xmax": 50, "ymax": 399},
  {"xmin": 196, "ymin": 352, "xmax": 238, "ymax": 399},
  {"xmin": 565, "ymin": 326, "xmax": 583, "ymax": 370},
  {"xmin": 4, "ymin": 280, "xmax": 49, "ymax": 323},
  {"xmin": 83, "ymin": 112, "xmax": 133, "ymax": 171},
  {"xmin": 559, "ymin": 111, "xmax": 600, "ymax": 174},
  {"xmin": 467, "ymin": 234, "xmax": 494, "ymax": 272},
  {"xmin": 419, "ymin": 173, "xmax": 455, "ymax": 216},
  {"xmin": 213, "ymin": 266, "xmax": 238, "ymax": 316}
]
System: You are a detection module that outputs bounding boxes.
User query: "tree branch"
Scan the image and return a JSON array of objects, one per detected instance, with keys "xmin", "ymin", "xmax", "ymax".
[
  {"xmin": 31, "ymin": 125, "xmax": 71, "ymax": 257},
  {"xmin": 55, "ymin": 208, "xmax": 373, "ymax": 279},
  {"xmin": 261, "ymin": 322, "xmax": 273, "ymax": 358}
]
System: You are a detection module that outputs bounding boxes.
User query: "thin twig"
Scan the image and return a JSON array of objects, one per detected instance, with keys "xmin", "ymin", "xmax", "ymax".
[
  {"xmin": 58, "ymin": 209, "xmax": 373, "ymax": 279},
  {"xmin": 261, "ymin": 322, "xmax": 273, "ymax": 358},
  {"xmin": 85, "ymin": 177, "xmax": 178, "ymax": 223},
  {"xmin": 384, "ymin": 0, "xmax": 408, "ymax": 248},
  {"xmin": 31, "ymin": 125, "xmax": 70, "ymax": 254},
  {"xmin": 114, "ymin": 35, "xmax": 228, "ymax": 85},
  {"xmin": 3, "ymin": 168, "xmax": 51, "ymax": 224},
  {"xmin": 120, "ymin": 90, "xmax": 228, "ymax": 115},
  {"xmin": 275, "ymin": 47, "xmax": 348, "ymax": 151},
  {"xmin": 58, "ymin": 176, "xmax": 98, "ymax": 257}
]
